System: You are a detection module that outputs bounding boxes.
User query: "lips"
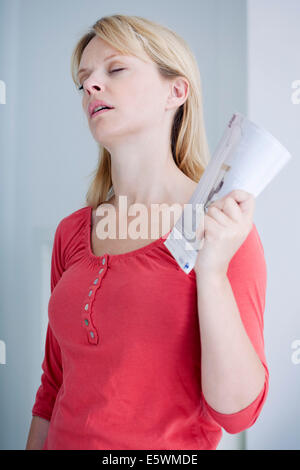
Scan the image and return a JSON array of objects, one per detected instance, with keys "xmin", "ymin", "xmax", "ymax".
[
  {"xmin": 88, "ymin": 100, "xmax": 114, "ymax": 117},
  {"xmin": 90, "ymin": 107, "xmax": 113, "ymax": 119}
]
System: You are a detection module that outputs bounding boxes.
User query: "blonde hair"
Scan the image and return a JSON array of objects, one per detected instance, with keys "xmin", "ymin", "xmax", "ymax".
[{"xmin": 70, "ymin": 14, "xmax": 211, "ymax": 209}]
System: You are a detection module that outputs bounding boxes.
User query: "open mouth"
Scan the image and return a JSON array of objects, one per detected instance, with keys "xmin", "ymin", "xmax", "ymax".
[{"xmin": 90, "ymin": 106, "xmax": 114, "ymax": 119}]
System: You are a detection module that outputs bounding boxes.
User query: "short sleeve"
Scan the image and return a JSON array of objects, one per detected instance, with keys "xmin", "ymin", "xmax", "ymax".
[
  {"xmin": 201, "ymin": 223, "xmax": 269, "ymax": 434},
  {"xmin": 31, "ymin": 220, "xmax": 65, "ymax": 421}
]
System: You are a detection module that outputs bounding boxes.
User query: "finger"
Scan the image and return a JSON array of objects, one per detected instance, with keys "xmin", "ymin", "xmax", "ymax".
[
  {"xmin": 206, "ymin": 205, "xmax": 230, "ymax": 227},
  {"xmin": 228, "ymin": 190, "xmax": 255, "ymax": 216},
  {"xmin": 228, "ymin": 189, "xmax": 253, "ymax": 202},
  {"xmin": 219, "ymin": 190, "xmax": 255, "ymax": 220},
  {"xmin": 203, "ymin": 212, "xmax": 223, "ymax": 236},
  {"xmin": 221, "ymin": 197, "xmax": 242, "ymax": 222},
  {"xmin": 239, "ymin": 194, "xmax": 255, "ymax": 218},
  {"xmin": 195, "ymin": 213, "xmax": 219, "ymax": 240},
  {"xmin": 206, "ymin": 198, "xmax": 225, "ymax": 212}
]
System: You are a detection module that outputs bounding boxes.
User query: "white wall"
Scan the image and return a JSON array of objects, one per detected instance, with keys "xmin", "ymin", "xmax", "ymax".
[{"xmin": 246, "ymin": 0, "xmax": 300, "ymax": 450}]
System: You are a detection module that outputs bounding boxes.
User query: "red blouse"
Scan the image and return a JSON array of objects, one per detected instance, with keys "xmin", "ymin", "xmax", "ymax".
[{"xmin": 32, "ymin": 205, "xmax": 269, "ymax": 450}]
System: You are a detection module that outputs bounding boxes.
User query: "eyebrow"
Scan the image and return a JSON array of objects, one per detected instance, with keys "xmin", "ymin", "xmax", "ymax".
[{"xmin": 77, "ymin": 54, "xmax": 126, "ymax": 79}]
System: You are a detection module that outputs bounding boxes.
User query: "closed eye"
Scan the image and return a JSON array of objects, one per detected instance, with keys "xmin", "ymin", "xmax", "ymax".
[
  {"xmin": 109, "ymin": 68, "xmax": 125, "ymax": 74},
  {"xmin": 77, "ymin": 68, "xmax": 125, "ymax": 91}
]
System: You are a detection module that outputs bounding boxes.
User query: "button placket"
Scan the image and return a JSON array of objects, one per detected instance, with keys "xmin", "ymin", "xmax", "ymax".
[{"xmin": 82, "ymin": 256, "xmax": 107, "ymax": 345}]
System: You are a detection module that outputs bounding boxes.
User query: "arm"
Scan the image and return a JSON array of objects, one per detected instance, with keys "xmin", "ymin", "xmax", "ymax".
[
  {"xmin": 26, "ymin": 322, "xmax": 63, "ymax": 449},
  {"xmin": 25, "ymin": 416, "xmax": 50, "ymax": 450},
  {"xmin": 198, "ymin": 273, "xmax": 266, "ymax": 414},
  {"xmin": 30, "ymin": 322, "xmax": 63, "ymax": 418},
  {"xmin": 196, "ymin": 223, "xmax": 269, "ymax": 433}
]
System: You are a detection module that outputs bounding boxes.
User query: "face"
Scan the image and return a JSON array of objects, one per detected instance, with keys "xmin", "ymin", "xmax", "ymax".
[{"xmin": 77, "ymin": 36, "xmax": 174, "ymax": 146}]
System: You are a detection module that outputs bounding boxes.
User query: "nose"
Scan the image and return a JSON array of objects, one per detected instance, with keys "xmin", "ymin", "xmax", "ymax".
[{"xmin": 84, "ymin": 78, "xmax": 103, "ymax": 95}]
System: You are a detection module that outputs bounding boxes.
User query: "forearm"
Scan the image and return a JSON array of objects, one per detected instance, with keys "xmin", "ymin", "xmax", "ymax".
[
  {"xmin": 25, "ymin": 416, "xmax": 49, "ymax": 450},
  {"xmin": 196, "ymin": 272, "xmax": 266, "ymax": 414}
]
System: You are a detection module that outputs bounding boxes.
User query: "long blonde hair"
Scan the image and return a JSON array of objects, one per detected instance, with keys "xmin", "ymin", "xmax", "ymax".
[{"xmin": 70, "ymin": 14, "xmax": 211, "ymax": 209}]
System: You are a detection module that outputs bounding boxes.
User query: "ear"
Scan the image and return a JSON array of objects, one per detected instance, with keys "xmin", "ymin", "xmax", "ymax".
[{"xmin": 166, "ymin": 76, "xmax": 189, "ymax": 110}]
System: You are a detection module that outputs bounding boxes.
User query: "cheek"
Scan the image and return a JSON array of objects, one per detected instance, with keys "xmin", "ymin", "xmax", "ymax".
[
  {"xmin": 82, "ymin": 97, "xmax": 88, "ymax": 116},
  {"xmin": 129, "ymin": 90, "xmax": 161, "ymax": 121},
  {"xmin": 129, "ymin": 77, "xmax": 161, "ymax": 114}
]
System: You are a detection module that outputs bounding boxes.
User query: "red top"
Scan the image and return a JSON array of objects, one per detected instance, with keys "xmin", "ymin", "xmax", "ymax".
[{"xmin": 32, "ymin": 205, "xmax": 269, "ymax": 450}]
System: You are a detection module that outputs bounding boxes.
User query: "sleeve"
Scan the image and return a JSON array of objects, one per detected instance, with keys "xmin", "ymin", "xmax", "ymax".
[
  {"xmin": 31, "ymin": 220, "xmax": 65, "ymax": 421},
  {"xmin": 200, "ymin": 222, "xmax": 269, "ymax": 434}
]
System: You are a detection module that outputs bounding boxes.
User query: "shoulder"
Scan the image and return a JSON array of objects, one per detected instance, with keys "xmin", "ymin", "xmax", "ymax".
[
  {"xmin": 53, "ymin": 205, "xmax": 90, "ymax": 258},
  {"xmin": 57, "ymin": 205, "xmax": 90, "ymax": 233}
]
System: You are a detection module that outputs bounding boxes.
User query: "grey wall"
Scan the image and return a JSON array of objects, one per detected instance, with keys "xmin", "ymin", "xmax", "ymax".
[
  {"xmin": 246, "ymin": 0, "xmax": 300, "ymax": 450},
  {"xmin": 0, "ymin": 0, "xmax": 247, "ymax": 449}
]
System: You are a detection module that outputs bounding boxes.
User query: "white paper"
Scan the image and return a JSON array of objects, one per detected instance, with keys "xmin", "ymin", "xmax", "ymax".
[{"xmin": 164, "ymin": 112, "xmax": 292, "ymax": 274}]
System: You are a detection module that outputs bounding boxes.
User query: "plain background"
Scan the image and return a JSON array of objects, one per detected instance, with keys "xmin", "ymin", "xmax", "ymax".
[{"xmin": 0, "ymin": 0, "xmax": 299, "ymax": 450}]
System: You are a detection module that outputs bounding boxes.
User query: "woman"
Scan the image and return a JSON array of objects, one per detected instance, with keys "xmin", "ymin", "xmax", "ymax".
[{"xmin": 26, "ymin": 14, "xmax": 268, "ymax": 450}]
